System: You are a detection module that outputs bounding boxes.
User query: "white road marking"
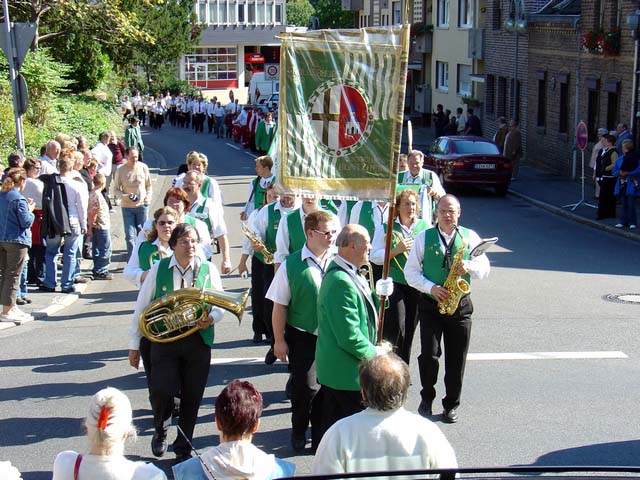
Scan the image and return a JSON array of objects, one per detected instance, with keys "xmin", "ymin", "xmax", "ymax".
[
  {"xmin": 245, "ymin": 152, "xmax": 258, "ymax": 159},
  {"xmin": 211, "ymin": 351, "xmax": 628, "ymax": 366},
  {"xmin": 467, "ymin": 351, "xmax": 628, "ymax": 360},
  {"xmin": 226, "ymin": 143, "xmax": 241, "ymax": 150}
]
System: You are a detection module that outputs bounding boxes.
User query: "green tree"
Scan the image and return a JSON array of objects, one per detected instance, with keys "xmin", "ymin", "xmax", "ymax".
[
  {"xmin": 310, "ymin": 0, "xmax": 354, "ymax": 28},
  {"xmin": 129, "ymin": 0, "xmax": 202, "ymax": 92},
  {"xmin": 286, "ymin": 0, "xmax": 315, "ymax": 27}
]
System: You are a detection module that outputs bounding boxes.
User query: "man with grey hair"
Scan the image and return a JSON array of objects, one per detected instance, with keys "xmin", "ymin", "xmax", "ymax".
[
  {"xmin": 39, "ymin": 140, "xmax": 61, "ymax": 175},
  {"xmin": 312, "ymin": 353, "xmax": 458, "ymax": 477}
]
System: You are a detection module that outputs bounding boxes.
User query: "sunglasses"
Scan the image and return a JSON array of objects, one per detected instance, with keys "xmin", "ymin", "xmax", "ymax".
[{"xmin": 313, "ymin": 229, "xmax": 337, "ymax": 238}]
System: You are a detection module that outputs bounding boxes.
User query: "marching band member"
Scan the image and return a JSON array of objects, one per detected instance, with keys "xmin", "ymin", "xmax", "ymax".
[
  {"xmin": 173, "ymin": 152, "xmax": 223, "ymax": 214},
  {"xmin": 241, "ymin": 155, "xmax": 275, "ymax": 221},
  {"xmin": 405, "ymin": 194, "xmax": 490, "ymax": 423},
  {"xmin": 398, "ymin": 150, "xmax": 445, "ymax": 225},
  {"xmin": 266, "ymin": 211, "xmax": 337, "ymax": 452},
  {"xmin": 237, "ymin": 185, "xmax": 278, "ymax": 343},
  {"xmin": 128, "ymin": 223, "xmax": 225, "ymax": 464},
  {"xmin": 251, "ymin": 189, "xmax": 298, "ymax": 362},
  {"xmin": 206, "ymin": 97, "xmax": 216, "ymax": 134},
  {"xmin": 137, "ymin": 188, "xmax": 212, "ymax": 259},
  {"xmin": 132, "ymin": 91, "xmax": 145, "ymax": 127},
  {"xmin": 124, "ymin": 206, "xmax": 178, "ymax": 288},
  {"xmin": 274, "ymin": 196, "xmax": 339, "ymax": 270},
  {"xmin": 314, "ymin": 224, "xmax": 393, "ymax": 444},
  {"xmin": 370, "ymin": 188, "xmax": 429, "ymax": 364},
  {"xmin": 347, "ymin": 199, "xmax": 389, "ymax": 281},
  {"xmin": 182, "ymin": 171, "xmax": 231, "ymax": 274}
]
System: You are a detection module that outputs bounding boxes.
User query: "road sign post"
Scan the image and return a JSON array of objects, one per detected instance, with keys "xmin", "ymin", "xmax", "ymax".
[{"xmin": 564, "ymin": 121, "xmax": 596, "ymax": 211}]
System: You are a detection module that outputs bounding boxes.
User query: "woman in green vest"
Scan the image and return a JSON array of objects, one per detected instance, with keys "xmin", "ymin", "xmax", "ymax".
[{"xmin": 370, "ymin": 189, "xmax": 429, "ymax": 365}]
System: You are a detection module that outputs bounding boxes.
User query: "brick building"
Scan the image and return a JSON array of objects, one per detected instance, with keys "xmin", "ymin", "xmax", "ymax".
[
  {"xmin": 482, "ymin": 0, "xmax": 548, "ymax": 160},
  {"xmin": 526, "ymin": 0, "xmax": 635, "ymax": 176}
]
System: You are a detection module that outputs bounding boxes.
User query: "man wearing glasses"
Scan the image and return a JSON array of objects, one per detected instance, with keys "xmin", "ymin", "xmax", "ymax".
[
  {"xmin": 405, "ymin": 194, "xmax": 490, "ymax": 424},
  {"xmin": 266, "ymin": 211, "xmax": 337, "ymax": 452}
]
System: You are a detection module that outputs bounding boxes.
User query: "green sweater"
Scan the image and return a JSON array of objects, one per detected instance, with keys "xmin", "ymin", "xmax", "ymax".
[{"xmin": 316, "ymin": 260, "xmax": 378, "ymax": 391}]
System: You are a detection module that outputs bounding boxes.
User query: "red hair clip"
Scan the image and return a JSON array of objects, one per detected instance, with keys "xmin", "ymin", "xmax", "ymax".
[{"xmin": 97, "ymin": 405, "xmax": 112, "ymax": 431}]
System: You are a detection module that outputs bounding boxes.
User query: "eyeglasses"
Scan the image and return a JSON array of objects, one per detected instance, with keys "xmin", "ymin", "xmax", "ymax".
[
  {"xmin": 158, "ymin": 220, "xmax": 175, "ymax": 226},
  {"xmin": 313, "ymin": 229, "xmax": 337, "ymax": 238}
]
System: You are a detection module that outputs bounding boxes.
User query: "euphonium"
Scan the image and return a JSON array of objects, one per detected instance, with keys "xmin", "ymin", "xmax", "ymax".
[
  {"xmin": 437, "ymin": 229, "xmax": 470, "ymax": 316},
  {"xmin": 140, "ymin": 287, "xmax": 250, "ymax": 343},
  {"xmin": 241, "ymin": 223, "xmax": 274, "ymax": 264}
]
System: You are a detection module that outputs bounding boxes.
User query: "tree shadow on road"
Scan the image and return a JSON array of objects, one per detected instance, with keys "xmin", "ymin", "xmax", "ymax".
[{"xmin": 0, "ymin": 349, "xmax": 128, "ymax": 373}]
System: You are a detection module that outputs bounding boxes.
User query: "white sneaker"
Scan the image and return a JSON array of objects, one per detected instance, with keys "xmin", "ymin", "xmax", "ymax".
[
  {"xmin": 0, "ymin": 309, "xmax": 32, "ymax": 323},
  {"xmin": 630, "ymin": 225, "xmax": 637, "ymax": 229},
  {"xmin": 615, "ymin": 224, "xmax": 624, "ymax": 228}
]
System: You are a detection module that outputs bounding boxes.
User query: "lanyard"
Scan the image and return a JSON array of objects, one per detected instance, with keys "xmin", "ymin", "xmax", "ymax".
[{"xmin": 438, "ymin": 228, "xmax": 457, "ymax": 270}]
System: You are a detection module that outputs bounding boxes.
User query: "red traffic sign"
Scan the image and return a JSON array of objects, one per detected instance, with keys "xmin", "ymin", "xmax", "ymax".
[{"xmin": 576, "ymin": 121, "xmax": 588, "ymax": 151}]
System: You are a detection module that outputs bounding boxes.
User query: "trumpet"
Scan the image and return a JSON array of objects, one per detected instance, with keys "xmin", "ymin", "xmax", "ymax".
[{"xmin": 241, "ymin": 223, "xmax": 274, "ymax": 264}]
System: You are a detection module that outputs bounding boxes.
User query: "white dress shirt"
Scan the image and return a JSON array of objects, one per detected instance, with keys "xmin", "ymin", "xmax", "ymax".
[
  {"xmin": 370, "ymin": 217, "xmax": 419, "ymax": 266},
  {"xmin": 61, "ymin": 176, "xmax": 89, "ymax": 232},
  {"xmin": 39, "ymin": 155, "xmax": 58, "ymax": 175},
  {"xmin": 91, "ymin": 141, "xmax": 113, "ymax": 177},
  {"xmin": 187, "ymin": 192, "xmax": 228, "ymax": 239},
  {"xmin": 173, "ymin": 174, "xmax": 224, "ymax": 213},
  {"xmin": 348, "ymin": 201, "xmax": 389, "ymax": 230},
  {"xmin": 128, "ymin": 256, "xmax": 224, "ymax": 350},
  {"xmin": 404, "ymin": 226, "xmax": 490, "ymax": 294}
]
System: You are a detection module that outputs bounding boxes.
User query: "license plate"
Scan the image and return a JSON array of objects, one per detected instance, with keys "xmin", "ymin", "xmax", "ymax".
[{"xmin": 475, "ymin": 163, "xmax": 496, "ymax": 170}]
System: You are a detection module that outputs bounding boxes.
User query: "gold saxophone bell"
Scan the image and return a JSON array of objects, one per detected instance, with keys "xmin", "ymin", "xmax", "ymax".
[
  {"xmin": 140, "ymin": 287, "xmax": 250, "ymax": 343},
  {"xmin": 241, "ymin": 223, "xmax": 274, "ymax": 264},
  {"xmin": 437, "ymin": 227, "xmax": 470, "ymax": 315}
]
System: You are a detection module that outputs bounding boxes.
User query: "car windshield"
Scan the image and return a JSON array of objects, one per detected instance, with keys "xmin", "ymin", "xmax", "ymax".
[{"xmin": 454, "ymin": 140, "xmax": 500, "ymax": 155}]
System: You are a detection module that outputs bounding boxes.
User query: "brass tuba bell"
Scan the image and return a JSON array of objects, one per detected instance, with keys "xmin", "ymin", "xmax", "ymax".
[{"xmin": 139, "ymin": 287, "xmax": 250, "ymax": 343}]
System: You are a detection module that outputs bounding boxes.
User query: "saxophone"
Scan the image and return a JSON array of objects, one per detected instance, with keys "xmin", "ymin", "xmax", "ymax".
[
  {"xmin": 437, "ymin": 228, "xmax": 470, "ymax": 315},
  {"xmin": 241, "ymin": 223, "xmax": 274, "ymax": 264}
]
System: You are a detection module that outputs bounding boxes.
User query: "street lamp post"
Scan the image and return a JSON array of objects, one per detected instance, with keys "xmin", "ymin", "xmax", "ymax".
[
  {"xmin": 504, "ymin": 0, "xmax": 527, "ymax": 122},
  {"xmin": 627, "ymin": 6, "xmax": 640, "ymax": 146}
]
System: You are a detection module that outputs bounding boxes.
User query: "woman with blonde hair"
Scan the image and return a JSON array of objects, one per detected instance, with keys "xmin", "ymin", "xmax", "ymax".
[
  {"xmin": 0, "ymin": 168, "xmax": 35, "ymax": 323},
  {"xmin": 53, "ymin": 387, "xmax": 166, "ymax": 479}
]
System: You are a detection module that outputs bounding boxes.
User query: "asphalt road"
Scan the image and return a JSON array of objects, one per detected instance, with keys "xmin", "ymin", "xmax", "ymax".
[{"xmin": 1, "ymin": 123, "xmax": 639, "ymax": 479}]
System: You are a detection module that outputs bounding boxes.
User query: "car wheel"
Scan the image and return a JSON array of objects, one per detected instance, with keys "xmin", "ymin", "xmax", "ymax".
[{"xmin": 495, "ymin": 184, "xmax": 509, "ymax": 197}]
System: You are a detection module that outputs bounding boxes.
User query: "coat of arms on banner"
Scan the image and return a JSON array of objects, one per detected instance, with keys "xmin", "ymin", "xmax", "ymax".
[{"xmin": 278, "ymin": 26, "xmax": 410, "ymax": 201}]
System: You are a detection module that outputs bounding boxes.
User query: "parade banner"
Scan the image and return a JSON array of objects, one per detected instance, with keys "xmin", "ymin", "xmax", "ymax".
[{"xmin": 277, "ymin": 26, "xmax": 410, "ymax": 201}]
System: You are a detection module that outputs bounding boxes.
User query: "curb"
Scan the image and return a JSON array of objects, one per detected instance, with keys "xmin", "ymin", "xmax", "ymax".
[
  {"xmin": 0, "ymin": 272, "xmax": 91, "ymax": 332},
  {"xmin": 508, "ymin": 189, "xmax": 640, "ymax": 243}
]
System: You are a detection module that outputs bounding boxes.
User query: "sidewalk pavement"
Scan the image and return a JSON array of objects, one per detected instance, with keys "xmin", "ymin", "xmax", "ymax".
[{"xmin": 406, "ymin": 125, "xmax": 640, "ymax": 243}]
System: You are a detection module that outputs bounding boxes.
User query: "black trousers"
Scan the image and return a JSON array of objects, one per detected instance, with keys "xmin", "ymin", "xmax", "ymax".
[
  {"xmin": 27, "ymin": 244, "xmax": 45, "ymax": 285},
  {"xmin": 194, "ymin": 113, "xmax": 205, "ymax": 133},
  {"xmin": 207, "ymin": 115, "xmax": 215, "ymax": 133},
  {"xmin": 149, "ymin": 333, "xmax": 211, "ymax": 456},
  {"xmin": 262, "ymin": 264, "xmax": 275, "ymax": 342},
  {"xmin": 384, "ymin": 281, "xmax": 421, "ymax": 365},
  {"xmin": 137, "ymin": 108, "xmax": 146, "ymax": 126},
  {"xmin": 597, "ymin": 177, "xmax": 617, "ymax": 219},
  {"xmin": 315, "ymin": 385, "xmax": 363, "ymax": 446},
  {"xmin": 417, "ymin": 294, "xmax": 473, "ymax": 411},
  {"xmin": 250, "ymin": 256, "xmax": 267, "ymax": 335},
  {"xmin": 285, "ymin": 326, "xmax": 320, "ymax": 438}
]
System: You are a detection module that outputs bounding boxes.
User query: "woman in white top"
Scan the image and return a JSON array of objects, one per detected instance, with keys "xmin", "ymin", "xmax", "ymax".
[{"xmin": 52, "ymin": 387, "xmax": 166, "ymax": 480}]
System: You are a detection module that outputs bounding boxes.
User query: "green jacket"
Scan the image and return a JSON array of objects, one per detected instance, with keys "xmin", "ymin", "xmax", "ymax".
[
  {"xmin": 124, "ymin": 124, "xmax": 144, "ymax": 151},
  {"xmin": 316, "ymin": 260, "xmax": 378, "ymax": 391}
]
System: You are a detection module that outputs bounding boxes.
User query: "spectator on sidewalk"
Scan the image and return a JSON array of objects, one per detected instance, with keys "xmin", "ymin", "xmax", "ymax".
[
  {"xmin": 0, "ymin": 168, "xmax": 35, "ymax": 323},
  {"xmin": 173, "ymin": 380, "xmax": 295, "ymax": 480},
  {"xmin": 22, "ymin": 158, "xmax": 45, "ymax": 288},
  {"xmin": 443, "ymin": 116, "xmax": 458, "ymax": 136},
  {"xmin": 90, "ymin": 132, "xmax": 113, "ymax": 196},
  {"xmin": 88, "ymin": 173, "xmax": 113, "ymax": 280},
  {"xmin": 39, "ymin": 140, "xmax": 61, "ymax": 175},
  {"xmin": 590, "ymin": 128, "xmax": 608, "ymax": 199},
  {"xmin": 432, "ymin": 104, "xmax": 447, "ymax": 138},
  {"xmin": 493, "ymin": 117, "xmax": 508, "ymax": 154},
  {"xmin": 465, "ymin": 108, "xmax": 482, "ymax": 136},
  {"xmin": 312, "ymin": 353, "xmax": 458, "ymax": 477},
  {"xmin": 456, "ymin": 107, "xmax": 467, "ymax": 135},
  {"xmin": 504, "ymin": 119, "xmax": 523, "ymax": 180},
  {"xmin": 614, "ymin": 140, "xmax": 640, "ymax": 229},
  {"xmin": 52, "ymin": 387, "xmax": 166, "ymax": 480},
  {"xmin": 615, "ymin": 123, "xmax": 632, "ymax": 155},
  {"xmin": 113, "ymin": 147, "xmax": 152, "ymax": 259},
  {"xmin": 595, "ymin": 134, "xmax": 618, "ymax": 220},
  {"xmin": 2, "ymin": 151, "xmax": 24, "ymax": 181},
  {"xmin": 108, "ymin": 130, "xmax": 126, "ymax": 204},
  {"xmin": 41, "ymin": 156, "xmax": 88, "ymax": 294}
]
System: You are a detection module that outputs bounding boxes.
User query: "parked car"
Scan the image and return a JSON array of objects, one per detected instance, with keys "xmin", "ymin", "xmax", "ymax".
[{"xmin": 425, "ymin": 136, "xmax": 512, "ymax": 196}]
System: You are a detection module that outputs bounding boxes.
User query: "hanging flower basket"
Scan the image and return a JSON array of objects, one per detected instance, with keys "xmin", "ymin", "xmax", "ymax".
[{"xmin": 582, "ymin": 29, "xmax": 620, "ymax": 56}]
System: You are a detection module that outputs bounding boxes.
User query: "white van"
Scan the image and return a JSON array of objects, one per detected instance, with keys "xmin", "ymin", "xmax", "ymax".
[{"xmin": 248, "ymin": 72, "xmax": 279, "ymax": 104}]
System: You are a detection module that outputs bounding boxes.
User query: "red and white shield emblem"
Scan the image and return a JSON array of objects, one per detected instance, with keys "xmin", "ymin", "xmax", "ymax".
[{"xmin": 308, "ymin": 82, "xmax": 372, "ymax": 155}]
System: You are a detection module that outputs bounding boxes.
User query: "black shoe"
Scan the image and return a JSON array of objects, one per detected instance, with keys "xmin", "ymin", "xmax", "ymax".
[
  {"xmin": 74, "ymin": 276, "xmax": 91, "ymax": 284},
  {"xmin": 151, "ymin": 432, "xmax": 168, "ymax": 457},
  {"xmin": 61, "ymin": 286, "xmax": 76, "ymax": 294},
  {"xmin": 39, "ymin": 285, "xmax": 56, "ymax": 292},
  {"xmin": 252, "ymin": 333, "xmax": 263, "ymax": 343},
  {"xmin": 16, "ymin": 297, "xmax": 32, "ymax": 305},
  {"xmin": 264, "ymin": 335, "xmax": 273, "ymax": 345},
  {"xmin": 418, "ymin": 400, "xmax": 432, "ymax": 418},
  {"xmin": 291, "ymin": 432, "xmax": 306, "ymax": 452},
  {"xmin": 264, "ymin": 347, "xmax": 277, "ymax": 365},
  {"xmin": 443, "ymin": 407, "xmax": 458, "ymax": 423}
]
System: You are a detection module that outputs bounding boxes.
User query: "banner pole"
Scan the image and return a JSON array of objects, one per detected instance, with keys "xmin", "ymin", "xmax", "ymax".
[{"xmin": 377, "ymin": 120, "xmax": 412, "ymax": 344}]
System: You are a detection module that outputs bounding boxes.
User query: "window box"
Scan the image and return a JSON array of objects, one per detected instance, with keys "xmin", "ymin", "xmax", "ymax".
[{"xmin": 581, "ymin": 29, "xmax": 620, "ymax": 56}]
